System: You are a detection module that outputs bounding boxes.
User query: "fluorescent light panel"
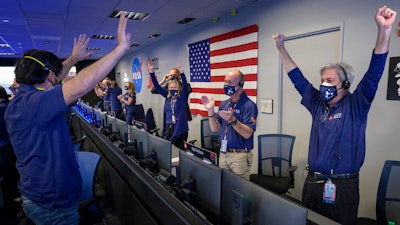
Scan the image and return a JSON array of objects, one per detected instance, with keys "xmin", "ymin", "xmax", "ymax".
[{"xmin": 110, "ymin": 10, "xmax": 150, "ymax": 21}]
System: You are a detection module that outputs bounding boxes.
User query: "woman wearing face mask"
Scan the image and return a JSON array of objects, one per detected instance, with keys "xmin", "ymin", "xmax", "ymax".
[
  {"xmin": 118, "ymin": 81, "xmax": 136, "ymax": 125},
  {"xmin": 148, "ymin": 65, "xmax": 189, "ymax": 149}
]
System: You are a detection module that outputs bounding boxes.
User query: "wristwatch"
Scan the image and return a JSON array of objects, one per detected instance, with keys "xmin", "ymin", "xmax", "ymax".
[{"xmin": 230, "ymin": 118, "xmax": 238, "ymax": 126}]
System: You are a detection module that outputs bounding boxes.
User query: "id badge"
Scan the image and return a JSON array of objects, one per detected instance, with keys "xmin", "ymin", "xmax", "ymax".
[
  {"xmin": 172, "ymin": 115, "xmax": 176, "ymax": 124},
  {"xmin": 220, "ymin": 137, "xmax": 227, "ymax": 153},
  {"xmin": 323, "ymin": 180, "xmax": 336, "ymax": 204}
]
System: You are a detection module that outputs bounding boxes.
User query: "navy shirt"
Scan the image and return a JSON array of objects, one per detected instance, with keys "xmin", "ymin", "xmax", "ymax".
[
  {"xmin": 287, "ymin": 51, "xmax": 387, "ymax": 174},
  {"xmin": 0, "ymin": 99, "xmax": 10, "ymax": 147},
  {"xmin": 123, "ymin": 91, "xmax": 136, "ymax": 113},
  {"xmin": 216, "ymin": 92, "xmax": 258, "ymax": 150},
  {"xmin": 5, "ymin": 84, "xmax": 81, "ymax": 210},
  {"xmin": 108, "ymin": 86, "xmax": 122, "ymax": 113}
]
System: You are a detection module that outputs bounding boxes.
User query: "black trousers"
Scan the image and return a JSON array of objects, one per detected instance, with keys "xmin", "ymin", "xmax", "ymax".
[
  {"xmin": 163, "ymin": 124, "xmax": 188, "ymax": 149},
  {"xmin": 0, "ymin": 142, "xmax": 20, "ymax": 213},
  {"xmin": 302, "ymin": 173, "xmax": 359, "ymax": 225}
]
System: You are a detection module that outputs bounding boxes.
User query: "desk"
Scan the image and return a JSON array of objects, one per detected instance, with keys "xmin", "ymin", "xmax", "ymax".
[
  {"xmin": 70, "ymin": 108, "xmax": 342, "ymax": 225},
  {"xmin": 70, "ymin": 109, "xmax": 205, "ymax": 225}
]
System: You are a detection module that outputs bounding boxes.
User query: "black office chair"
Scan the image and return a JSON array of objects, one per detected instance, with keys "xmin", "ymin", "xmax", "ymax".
[
  {"xmin": 145, "ymin": 108, "xmax": 160, "ymax": 136},
  {"xmin": 357, "ymin": 160, "xmax": 400, "ymax": 225},
  {"xmin": 250, "ymin": 134, "xmax": 297, "ymax": 195},
  {"xmin": 200, "ymin": 118, "xmax": 221, "ymax": 154},
  {"xmin": 134, "ymin": 104, "xmax": 146, "ymax": 123}
]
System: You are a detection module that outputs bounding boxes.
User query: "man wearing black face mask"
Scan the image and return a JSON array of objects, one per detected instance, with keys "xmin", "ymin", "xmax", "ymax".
[
  {"xmin": 273, "ymin": 5, "xmax": 396, "ymax": 225},
  {"xmin": 201, "ymin": 69, "xmax": 258, "ymax": 180}
]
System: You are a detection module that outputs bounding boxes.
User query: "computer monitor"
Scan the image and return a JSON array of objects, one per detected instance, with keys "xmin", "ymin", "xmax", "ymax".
[
  {"xmin": 92, "ymin": 108, "xmax": 107, "ymax": 127},
  {"xmin": 178, "ymin": 150, "xmax": 222, "ymax": 217},
  {"xmin": 115, "ymin": 118, "xmax": 128, "ymax": 142},
  {"xmin": 184, "ymin": 142, "xmax": 218, "ymax": 166},
  {"xmin": 106, "ymin": 114, "xmax": 118, "ymax": 134},
  {"xmin": 147, "ymin": 134, "xmax": 172, "ymax": 173},
  {"xmin": 221, "ymin": 170, "xmax": 308, "ymax": 225},
  {"xmin": 129, "ymin": 125, "xmax": 149, "ymax": 159}
]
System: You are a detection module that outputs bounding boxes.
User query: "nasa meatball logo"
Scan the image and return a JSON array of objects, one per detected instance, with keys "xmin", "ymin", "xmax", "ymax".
[{"xmin": 132, "ymin": 57, "xmax": 143, "ymax": 93}]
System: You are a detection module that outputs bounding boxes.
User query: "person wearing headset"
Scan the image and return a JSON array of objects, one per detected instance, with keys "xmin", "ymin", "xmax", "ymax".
[
  {"xmin": 5, "ymin": 12, "xmax": 131, "ymax": 225},
  {"xmin": 201, "ymin": 69, "xmax": 258, "ymax": 180},
  {"xmin": 272, "ymin": 5, "xmax": 396, "ymax": 225},
  {"xmin": 118, "ymin": 81, "xmax": 136, "ymax": 125}
]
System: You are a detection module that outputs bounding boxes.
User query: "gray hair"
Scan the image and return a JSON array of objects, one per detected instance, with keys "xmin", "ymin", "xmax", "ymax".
[{"xmin": 319, "ymin": 62, "xmax": 355, "ymax": 84}]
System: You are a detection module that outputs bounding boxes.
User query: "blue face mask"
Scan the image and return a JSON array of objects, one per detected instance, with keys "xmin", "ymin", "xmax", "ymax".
[
  {"xmin": 319, "ymin": 82, "xmax": 337, "ymax": 102},
  {"xmin": 224, "ymin": 85, "xmax": 237, "ymax": 96},
  {"xmin": 169, "ymin": 90, "xmax": 178, "ymax": 97}
]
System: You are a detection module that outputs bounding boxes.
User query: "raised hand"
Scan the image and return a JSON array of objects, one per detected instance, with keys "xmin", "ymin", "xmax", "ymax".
[
  {"xmin": 375, "ymin": 5, "xmax": 397, "ymax": 29},
  {"xmin": 201, "ymin": 95, "xmax": 215, "ymax": 114},
  {"xmin": 71, "ymin": 34, "xmax": 92, "ymax": 61}
]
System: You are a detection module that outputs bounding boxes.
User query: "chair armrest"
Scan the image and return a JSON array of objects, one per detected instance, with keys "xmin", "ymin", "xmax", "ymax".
[
  {"xmin": 288, "ymin": 166, "xmax": 297, "ymax": 172},
  {"xmin": 188, "ymin": 139, "xmax": 197, "ymax": 144}
]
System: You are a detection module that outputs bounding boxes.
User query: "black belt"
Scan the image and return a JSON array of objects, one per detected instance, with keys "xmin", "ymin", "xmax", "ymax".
[
  {"xmin": 226, "ymin": 149, "xmax": 251, "ymax": 153},
  {"xmin": 309, "ymin": 171, "xmax": 359, "ymax": 180}
]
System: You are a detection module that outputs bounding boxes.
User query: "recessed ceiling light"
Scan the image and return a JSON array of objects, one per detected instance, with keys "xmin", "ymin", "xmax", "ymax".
[
  {"xmin": 148, "ymin": 34, "xmax": 161, "ymax": 39},
  {"xmin": 177, "ymin": 17, "xmax": 196, "ymax": 24},
  {"xmin": 110, "ymin": 10, "xmax": 150, "ymax": 21},
  {"xmin": 86, "ymin": 47, "xmax": 102, "ymax": 51},
  {"xmin": 0, "ymin": 53, "xmax": 16, "ymax": 56},
  {"xmin": 0, "ymin": 43, "xmax": 10, "ymax": 48},
  {"xmin": 91, "ymin": 35, "xmax": 116, "ymax": 39}
]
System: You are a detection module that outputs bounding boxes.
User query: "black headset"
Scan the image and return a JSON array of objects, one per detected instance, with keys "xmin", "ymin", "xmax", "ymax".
[
  {"xmin": 337, "ymin": 64, "xmax": 350, "ymax": 89},
  {"xmin": 238, "ymin": 80, "xmax": 244, "ymax": 88}
]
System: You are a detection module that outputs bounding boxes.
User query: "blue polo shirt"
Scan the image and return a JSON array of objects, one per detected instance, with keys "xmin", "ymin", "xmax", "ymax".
[
  {"xmin": 287, "ymin": 51, "xmax": 387, "ymax": 174},
  {"xmin": 216, "ymin": 92, "xmax": 258, "ymax": 150},
  {"xmin": 108, "ymin": 86, "xmax": 122, "ymax": 113},
  {"xmin": 123, "ymin": 92, "xmax": 135, "ymax": 112},
  {"xmin": 5, "ymin": 84, "xmax": 81, "ymax": 210}
]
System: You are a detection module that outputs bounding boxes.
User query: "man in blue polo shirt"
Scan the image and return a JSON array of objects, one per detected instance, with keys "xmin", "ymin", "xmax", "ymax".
[
  {"xmin": 5, "ymin": 13, "xmax": 131, "ymax": 224},
  {"xmin": 272, "ymin": 5, "xmax": 396, "ymax": 225},
  {"xmin": 201, "ymin": 69, "xmax": 258, "ymax": 180}
]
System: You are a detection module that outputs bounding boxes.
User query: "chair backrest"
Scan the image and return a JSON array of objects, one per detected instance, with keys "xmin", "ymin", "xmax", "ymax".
[
  {"xmin": 376, "ymin": 160, "xmax": 400, "ymax": 224},
  {"xmin": 257, "ymin": 134, "xmax": 295, "ymax": 177},
  {"xmin": 145, "ymin": 108, "xmax": 157, "ymax": 132},
  {"xmin": 134, "ymin": 104, "xmax": 146, "ymax": 123},
  {"xmin": 200, "ymin": 118, "xmax": 221, "ymax": 153},
  {"xmin": 73, "ymin": 135, "xmax": 87, "ymax": 151},
  {"xmin": 76, "ymin": 151, "xmax": 101, "ymax": 204}
]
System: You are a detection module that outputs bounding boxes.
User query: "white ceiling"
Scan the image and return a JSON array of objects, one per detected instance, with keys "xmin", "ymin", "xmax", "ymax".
[{"xmin": 0, "ymin": 0, "xmax": 257, "ymax": 59}]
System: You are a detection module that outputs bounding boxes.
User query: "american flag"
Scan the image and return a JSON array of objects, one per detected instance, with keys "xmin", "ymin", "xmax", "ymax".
[{"xmin": 188, "ymin": 24, "xmax": 258, "ymax": 116}]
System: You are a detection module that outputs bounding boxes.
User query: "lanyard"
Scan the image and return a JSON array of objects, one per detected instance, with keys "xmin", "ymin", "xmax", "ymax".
[{"xmin": 223, "ymin": 98, "xmax": 240, "ymax": 138}]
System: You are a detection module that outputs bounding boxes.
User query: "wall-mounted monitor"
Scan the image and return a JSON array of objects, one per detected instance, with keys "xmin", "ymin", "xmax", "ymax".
[
  {"xmin": 147, "ymin": 134, "xmax": 172, "ymax": 173},
  {"xmin": 221, "ymin": 170, "xmax": 307, "ymax": 225},
  {"xmin": 178, "ymin": 150, "xmax": 222, "ymax": 218},
  {"xmin": 0, "ymin": 66, "xmax": 15, "ymax": 95}
]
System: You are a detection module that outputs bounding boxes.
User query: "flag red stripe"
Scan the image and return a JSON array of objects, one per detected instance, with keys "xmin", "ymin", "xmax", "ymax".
[
  {"xmin": 210, "ymin": 24, "xmax": 258, "ymax": 43},
  {"xmin": 191, "ymin": 88, "xmax": 257, "ymax": 96},
  {"xmin": 211, "ymin": 58, "xmax": 257, "ymax": 69},
  {"xmin": 210, "ymin": 74, "xmax": 257, "ymax": 82},
  {"xmin": 210, "ymin": 42, "xmax": 258, "ymax": 57},
  {"xmin": 190, "ymin": 98, "xmax": 223, "ymax": 106},
  {"xmin": 190, "ymin": 109, "xmax": 209, "ymax": 117}
]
